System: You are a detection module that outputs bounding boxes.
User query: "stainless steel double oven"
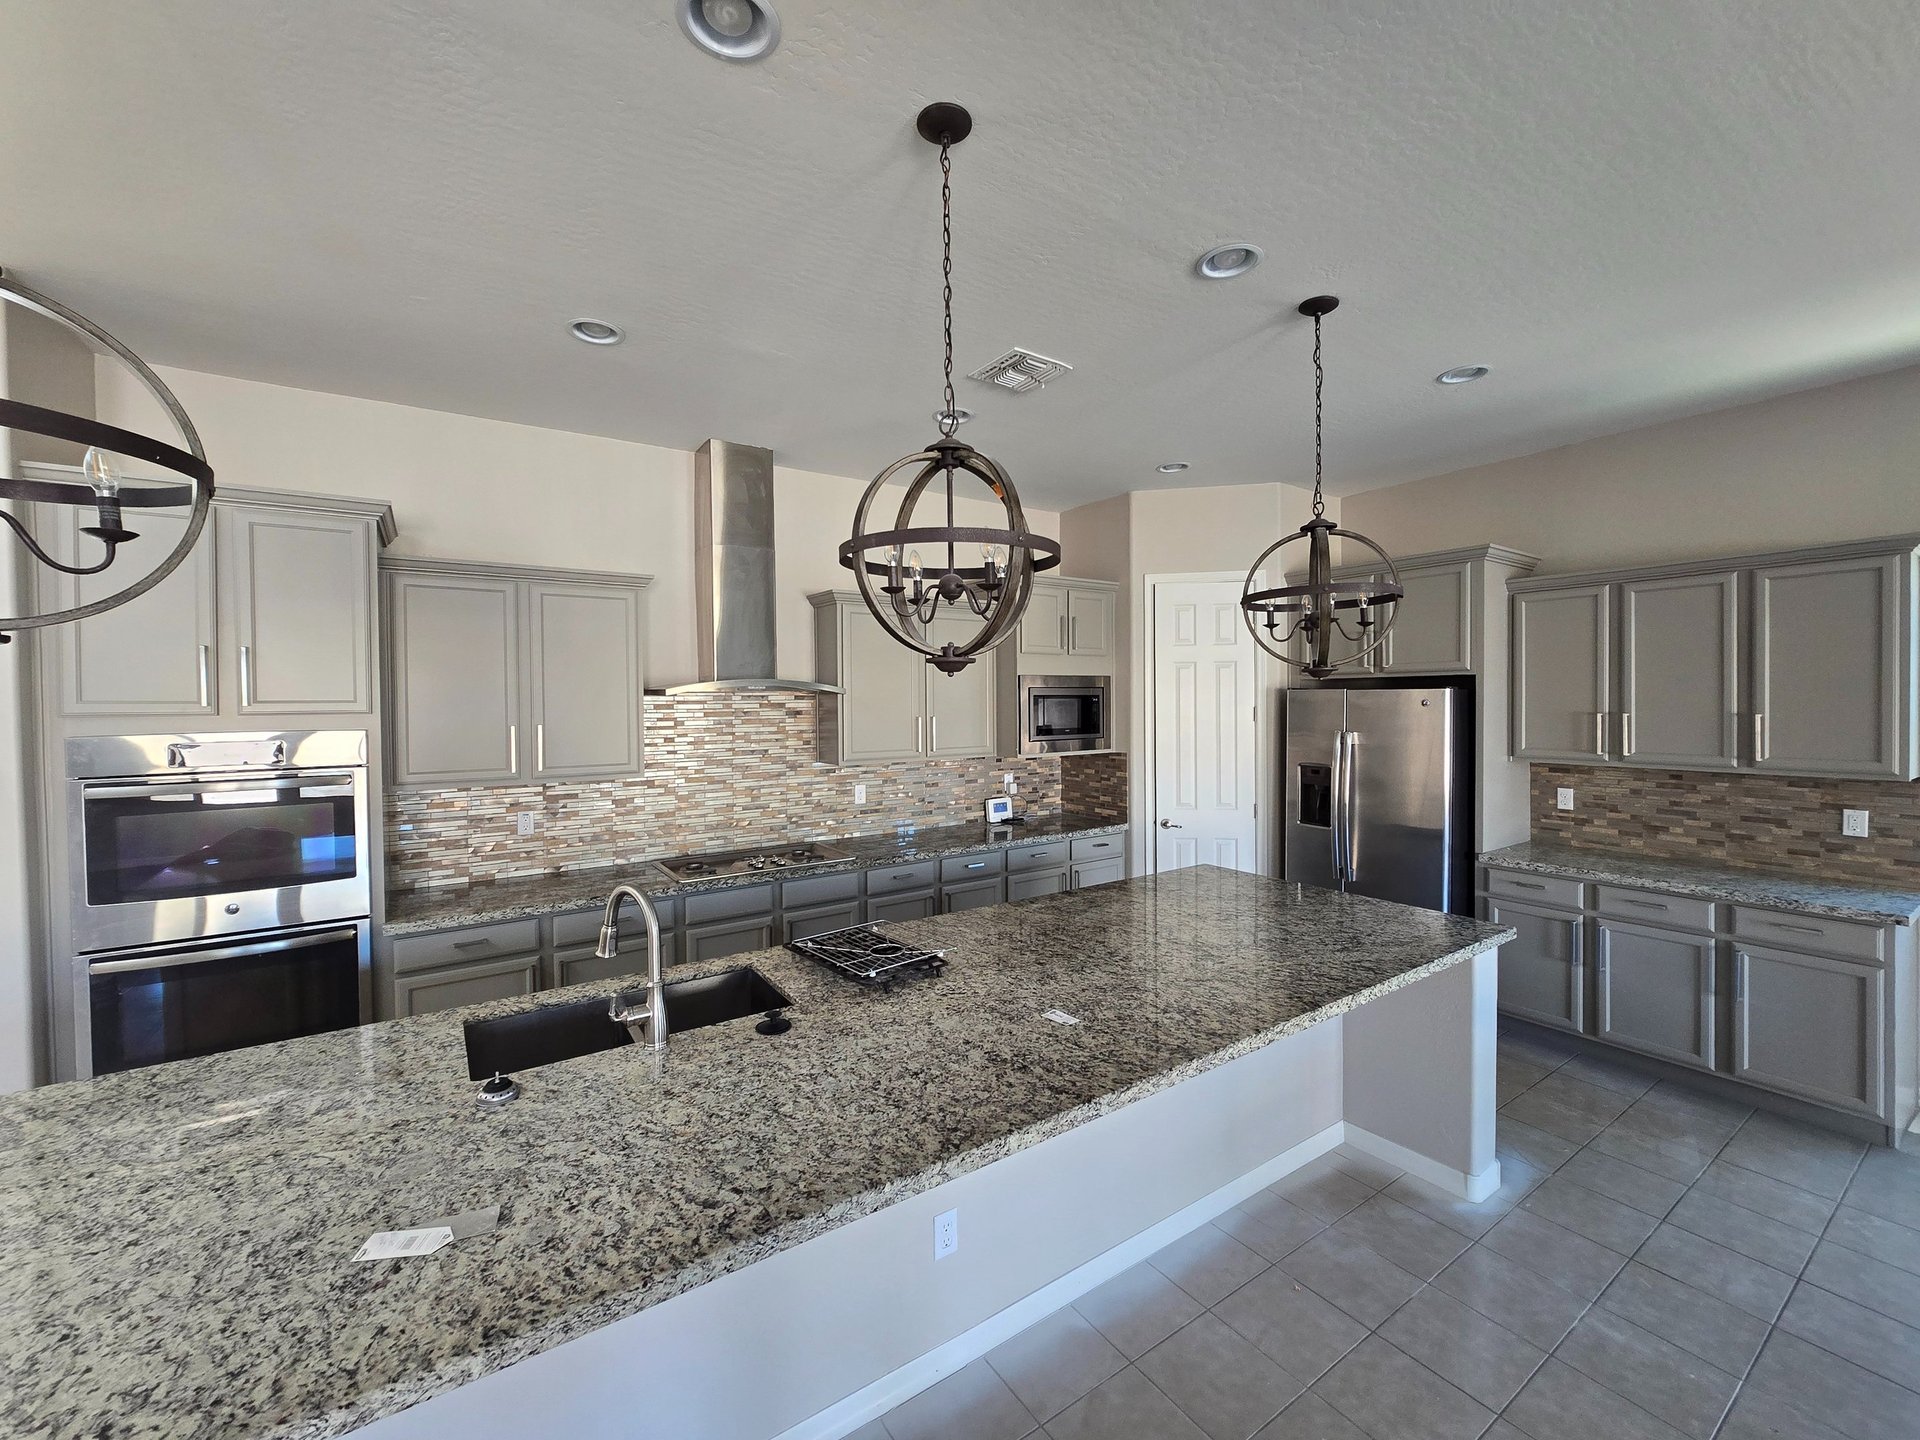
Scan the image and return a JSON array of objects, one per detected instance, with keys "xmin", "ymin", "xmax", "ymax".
[{"xmin": 68, "ymin": 731, "xmax": 372, "ymax": 1075}]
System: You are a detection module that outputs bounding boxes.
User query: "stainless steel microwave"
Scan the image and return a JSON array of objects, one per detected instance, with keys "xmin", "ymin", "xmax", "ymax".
[{"xmin": 1018, "ymin": 675, "xmax": 1110, "ymax": 755}]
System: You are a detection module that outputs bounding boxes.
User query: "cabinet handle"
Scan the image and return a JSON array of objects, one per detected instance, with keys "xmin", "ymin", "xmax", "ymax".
[
  {"xmin": 1071, "ymin": 616, "xmax": 1079, "ymax": 650},
  {"xmin": 1509, "ymin": 879, "xmax": 1547, "ymax": 891},
  {"xmin": 536, "ymin": 722, "xmax": 545, "ymax": 773},
  {"xmin": 1753, "ymin": 712, "xmax": 1769, "ymax": 762},
  {"xmin": 1060, "ymin": 616, "xmax": 1068, "ymax": 651},
  {"xmin": 239, "ymin": 645, "xmax": 253, "ymax": 707},
  {"xmin": 1594, "ymin": 712, "xmax": 1606, "ymax": 756},
  {"xmin": 509, "ymin": 723, "xmax": 519, "ymax": 773},
  {"xmin": 1624, "ymin": 711, "xmax": 1635, "ymax": 755},
  {"xmin": 452, "ymin": 938, "xmax": 493, "ymax": 951},
  {"xmin": 930, "ymin": 715, "xmax": 938, "ymax": 752},
  {"xmin": 916, "ymin": 716, "xmax": 924, "ymax": 753},
  {"xmin": 964, "ymin": 860, "xmax": 986, "ymax": 870},
  {"xmin": 1735, "ymin": 959, "xmax": 1747, "ymax": 1003},
  {"xmin": 1760, "ymin": 919, "xmax": 1823, "ymax": 935},
  {"xmin": 1621, "ymin": 898, "xmax": 1668, "ymax": 911},
  {"xmin": 196, "ymin": 645, "xmax": 211, "ymax": 708}
]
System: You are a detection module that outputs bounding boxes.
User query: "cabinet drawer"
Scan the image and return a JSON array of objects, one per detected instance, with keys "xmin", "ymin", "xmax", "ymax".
[
  {"xmin": 1731, "ymin": 908, "xmax": 1885, "ymax": 963},
  {"xmin": 1008, "ymin": 869, "xmax": 1070, "ymax": 903},
  {"xmin": 866, "ymin": 859, "xmax": 938, "ymax": 893},
  {"xmin": 780, "ymin": 871, "xmax": 862, "ymax": 908},
  {"xmin": 940, "ymin": 851, "xmax": 1005, "ymax": 881},
  {"xmin": 1072, "ymin": 858, "xmax": 1127, "ymax": 890},
  {"xmin": 783, "ymin": 900, "xmax": 864, "ymax": 943},
  {"xmin": 1593, "ymin": 885, "xmax": 1715, "ymax": 933},
  {"xmin": 940, "ymin": 877, "xmax": 1006, "ymax": 912},
  {"xmin": 684, "ymin": 883, "xmax": 776, "ymax": 925},
  {"xmin": 391, "ymin": 919, "xmax": 541, "ymax": 975},
  {"xmin": 1070, "ymin": 833, "xmax": 1124, "ymax": 863},
  {"xmin": 549, "ymin": 896, "xmax": 677, "ymax": 949},
  {"xmin": 553, "ymin": 939, "xmax": 677, "ymax": 991},
  {"xmin": 1008, "ymin": 842, "xmax": 1068, "ymax": 872},
  {"xmin": 394, "ymin": 954, "xmax": 539, "ymax": 1017},
  {"xmin": 1484, "ymin": 868, "xmax": 1584, "ymax": 911},
  {"xmin": 869, "ymin": 891, "xmax": 937, "ymax": 923},
  {"xmin": 683, "ymin": 917, "xmax": 775, "ymax": 965}
]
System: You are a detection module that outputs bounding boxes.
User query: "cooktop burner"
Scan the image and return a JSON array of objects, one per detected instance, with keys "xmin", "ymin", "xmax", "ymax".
[{"xmin": 655, "ymin": 841, "xmax": 854, "ymax": 882}]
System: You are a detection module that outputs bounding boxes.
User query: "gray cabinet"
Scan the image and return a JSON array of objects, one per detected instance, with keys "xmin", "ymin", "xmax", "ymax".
[
  {"xmin": 1618, "ymin": 571, "xmax": 1740, "ymax": 770},
  {"xmin": 925, "ymin": 613, "xmax": 996, "ymax": 758},
  {"xmin": 395, "ymin": 953, "xmax": 540, "ymax": 1017},
  {"xmin": 783, "ymin": 901, "xmax": 863, "ymax": 942},
  {"xmin": 1379, "ymin": 561, "xmax": 1473, "ymax": 674},
  {"xmin": 221, "ymin": 506, "xmax": 376, "ymax": 715},
  {"xmin": 1487, "ymin": 897, "xmax": 1584, "ymax": 1032},
  {"xmin": 386, "ymin": 571, "xmax": 522, "ymax": 785},
  {"xmin": 1019, "ymin": 582, "xmax": 1069, "ymax": 657},
  {"xmin": 1594, "ymin": 918, "xmax": 1716, "ymax": 1070},
  {"xmin": 869, "ymin": 891, "xmax": 937, "ymax": 922},
  {"xmin": 685, "ymin": 916, "xmax": 776, "ymax": 965},
  {"xmin": 1511, "ymin": 584, "xmax": 1613, "ymax": 762},
  {"xmin": 1067, "ymin": 586, "xmax": 1114, "ymax": 659},
  {"xmin": 941, "ymin": 877, "xmax": 1006, "ymax": 912},
  {"xmin": 528, "ymin": 582, "xmax": 645, "ymax": 780},
  {"xmin": 810, "ymin": 593, "xmax": 998, "ymax": 765},
  {"xmin": 1732, "ymin": 943, "xmax": 1885, "ymax": 1116},
  {"xmin": 1071, "ymin": 858, "xmax": 1126, "ymax": 889}
]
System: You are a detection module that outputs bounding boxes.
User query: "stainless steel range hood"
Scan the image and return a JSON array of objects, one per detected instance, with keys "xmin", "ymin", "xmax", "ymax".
[{"xmin": 664, "ymin": 439, "xmax": 840, "ymax": 694}]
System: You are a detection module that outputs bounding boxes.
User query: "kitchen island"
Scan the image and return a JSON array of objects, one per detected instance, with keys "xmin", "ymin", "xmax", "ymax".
[{"xmin": 0, "ymin": 866, "xmax": 1511, "ymax": 1440}]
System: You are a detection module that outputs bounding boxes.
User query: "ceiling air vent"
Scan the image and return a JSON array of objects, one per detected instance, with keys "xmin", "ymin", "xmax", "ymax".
[{"xmin": 968, "ymin": 348, "xmax": 1074, "ymax": 393}]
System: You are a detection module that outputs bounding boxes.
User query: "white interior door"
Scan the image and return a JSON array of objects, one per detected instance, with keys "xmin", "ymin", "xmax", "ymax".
[{"xmin": 1152, "ymin": 579, "xmax": 1259, "ymax": 873}]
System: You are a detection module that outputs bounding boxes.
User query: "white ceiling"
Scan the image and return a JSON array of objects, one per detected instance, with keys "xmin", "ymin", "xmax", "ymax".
[{"xmin": 4, "ymin": 1, "xmax": 1919, "ymax": 509}]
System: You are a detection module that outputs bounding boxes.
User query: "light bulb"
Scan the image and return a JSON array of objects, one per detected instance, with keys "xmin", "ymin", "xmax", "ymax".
[
  {"xmin": 702, "ymin": 0, "xmax": 755, "ymax": 37},
  {"xmin": 907, "ymin": 550, "xmax": 923, "ymax": 578},
  {"xmin": 82, "ymin": 447, "xmax": 119, "ymax": 498}
]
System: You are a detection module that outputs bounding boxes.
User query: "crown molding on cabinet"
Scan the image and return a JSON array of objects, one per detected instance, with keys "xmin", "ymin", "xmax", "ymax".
[
  {"xmin": 1507, "ymin": 533, "xmax": 1920, "ymax": 594},
  {"xmin": 381, "ymin": 554, "xmax": 653, "ymax": 591}
]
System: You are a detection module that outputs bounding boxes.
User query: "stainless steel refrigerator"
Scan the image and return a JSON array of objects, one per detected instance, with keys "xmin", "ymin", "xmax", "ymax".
[{"xmin": 1283, "ymin": 680, "xmax": 1474, "ymax": 913}]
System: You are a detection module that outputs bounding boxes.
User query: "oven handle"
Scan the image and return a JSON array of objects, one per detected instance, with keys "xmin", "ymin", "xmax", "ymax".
[
  {"xmin": 83, "ymin": 773, "xmax": 361, "ymax": 800},
  {"xmin": 87, "ymin": 926, "xmax": 359, "ymax": 975}
]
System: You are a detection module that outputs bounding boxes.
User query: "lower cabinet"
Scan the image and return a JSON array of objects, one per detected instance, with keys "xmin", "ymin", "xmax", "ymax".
[
  {"xmin": 394, "ymin": 953, "xmax": 540, "ymax": 1017},
  {"xmin": 1732, "ymin": 943, "xmax": 1885, "ymax": 1116},
  {"xmin": 1594, "ymin": 918, "xmax": 1716, "ymax": 1070},
  {"xmin": 941, "ymin": 877, "xmax": 1006, "ymax": 912},
  {"xmin": 684, "ymin": 916, "xmax": 777, "ymax": 966},
  {"xmin": 1008, "ymin": 869, "xmax": 1070, "ymax": 902},
  {"xmin": 783, "ymin": 901, "xmax": 862, "ymax": 942},
  {"xmin": 1071, "ymin": 858, "xmax": 1126, "ymax": 890},
  {"xmin": 869, "ymin": 891, "xmax": 937, "ymax": 922},
  {"xmin": 1487, "ymin": 897, "xmax": 1584, "ymax": 1033}
]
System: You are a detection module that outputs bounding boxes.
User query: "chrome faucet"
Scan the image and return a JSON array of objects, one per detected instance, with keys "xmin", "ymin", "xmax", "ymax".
[{"xmin": 598, "ymin": 884, "xmax": 668, "ymax": 1051}]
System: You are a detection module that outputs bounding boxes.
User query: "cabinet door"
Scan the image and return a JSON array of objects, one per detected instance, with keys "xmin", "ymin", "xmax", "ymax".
[
  {"xmin": 1378, "ymin": 563, "xmax": 1472, "ymax": 674},
  {"xmin": 684, "ymin": 916, "xmax": 775, "ymax": 966},
  {"xmin": 1512, "ymin": 585, "xmax": 1614, "ymax": 762},
  {"xmin": 1007, "ymin": 869, "xmax": 1070, "ymax": 903},
  {"xmin": 222, "ymin": 508, "xmax": 375, "ymax": 715},
  {"xmin": 1488, "ymin": 898, "xmax": 1585, "ymax": 1032},
  {"xmin": 553, "ymin": 936, "xmax": 679, "ymax": 989},
  {"xmin": 868, "ymin": 891, "xmax": 936, "ymax": 922},
  {"xmin": 387, "ymin": 572, "xmax": 522, "ymax": 785},
  {"xmin": 1067, "ymin": 586, "xmax": 1115, "ymax": 658},
  {"xmin": 924, "ymin": 613, "xmax": 996, "ymax": 757},
  {"xmin": 49, "ymin": 504, "xmax": 218, "ymax": 717},
  {"xmin": 1732, "ymin": 944, "xmax": 1885, "ymax": 1116},
  {"xmin": 1071, "ymin": 858, "xmax": 1127, "ymax": 890},
  {"xmin": 1752, "ymin": 554, "xmax": 1907, "ymax": 778},
  {"xmin": 1019, "ymin": 582, "xmax": 1069, "ymax": 657},
  {"xmin": 839, "ymin": 608, "xmax": 926, "ymax": 762},
  {"xmin": 527, "ymin": 583, "xmax": 644, "ymax": 780},
  {"xmin": 783, "ymin": 900, "xmax": 863, "ymax": 942},
  {"xmin": 1618, "ymin": 571, "xmax": 1740, "ymax": 770},
  {"xmin": 394, "ymin": 954, "xmax": 540, "ymax": 1017},
  {"xmin": 1594, "ymin": 919, "xmax": 1715, "ymax": 1070},
  {"xmin": 940, "ymin": 877, "xmax": 1006, "ymax": 912}
]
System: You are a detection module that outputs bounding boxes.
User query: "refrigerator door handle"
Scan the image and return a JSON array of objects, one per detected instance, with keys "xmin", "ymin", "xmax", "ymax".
[
  {"xmin": 1328, "ymin": 728, "xmax": 1347, "ymax": 884},
  {"xmin": 1341, "ymin": 729, "xmax": 1360, "ymax": 883}
]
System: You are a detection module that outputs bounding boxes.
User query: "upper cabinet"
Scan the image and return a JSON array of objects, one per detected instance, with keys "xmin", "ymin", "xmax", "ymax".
[
  {"xmin": 809, "ymin": 592, "xmax": 998, "ymax": 765},
  {"xmin": 221, "ymin": 506, "xmax": 377, "ymax": 715},
  {"xmin": 385, "ymin": 558, "xmax": 650, "ymax": 787},
  {"xmin": 1511, "ymin": 537, "xmax": 1918, "ymax": 779},
  {"xmin": 1290, "ymin": 549, "xmax": 1530, "ymax": 680},
  {"xmin": 1013, "ymin": 577, "xmax": 1118, "ymax": 674}
]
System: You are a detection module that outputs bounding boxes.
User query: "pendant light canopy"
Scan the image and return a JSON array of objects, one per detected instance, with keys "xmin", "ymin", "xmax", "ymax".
[
  {"xmin": 0, "ymin": 269, "xmax": 214, "ymax": 643},
  {"xmin": 1240, "ymin": 296, "xmax": 1403, "ymax": 677},
  {"xmin": 839, "ymin": 103, "xmax": 1060, "ymax": 675}
]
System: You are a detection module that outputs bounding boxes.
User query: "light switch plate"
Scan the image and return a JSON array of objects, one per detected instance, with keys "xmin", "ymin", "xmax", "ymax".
[
  {"xmin": 1556, "ymin": 788, "xmax": 1575, "ymax": 812},
  {"xmin": 1842, "ymin": 809, "xmax": 1870, "ymax": 838}
]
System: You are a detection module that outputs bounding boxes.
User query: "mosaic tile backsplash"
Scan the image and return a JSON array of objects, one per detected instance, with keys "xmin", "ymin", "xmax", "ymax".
[
  {"xmin": 388, "ymin": 692, "xmax": 1074, "ymax": 890},
  {"xmin": 1530, "ymin": 764, "xmax": 1920, "ymax": 888},
  {"xmin": 1061, "ymin": 751, "xmax": 1128, "ymax": 822}
]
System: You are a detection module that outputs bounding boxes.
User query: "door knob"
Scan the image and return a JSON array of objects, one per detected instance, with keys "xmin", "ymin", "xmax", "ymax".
[{"xmin": 1159, "ymin": 818, "xmax": 1183, "ymax": 829}]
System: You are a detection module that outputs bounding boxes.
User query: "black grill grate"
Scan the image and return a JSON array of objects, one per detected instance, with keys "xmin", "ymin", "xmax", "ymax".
[{"xmin": 785, "ymin": 923, "xmax": 947, "ymax": 990}]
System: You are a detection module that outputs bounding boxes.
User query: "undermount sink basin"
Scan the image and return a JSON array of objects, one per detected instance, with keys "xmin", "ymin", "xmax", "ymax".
[{"xmin": 463, "ymin": 966, "xmax": 793, "ymax": 1079}]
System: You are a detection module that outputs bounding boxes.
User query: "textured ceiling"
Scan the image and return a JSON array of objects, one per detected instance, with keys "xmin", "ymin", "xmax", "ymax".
[{"xmin": 3, "ymin": 1, "xmax": 1919, "ymax": 508}]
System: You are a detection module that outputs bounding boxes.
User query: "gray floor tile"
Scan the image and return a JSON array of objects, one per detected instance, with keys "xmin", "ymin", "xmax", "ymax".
[
  {"xmin": 1745, "ymin": 1330, "xmax": 1920, "ymax": 1440},
  {"xmin": 1719, "ymin": 1113, "xmax": 1865, "ymax": 1202},
  {"xmin": 1801, "ymin": 1236, "xmax": 1920, "ymax": 1328},
  {"xmin": 1639, "ymin": 1078, "xmax": 1754, "ymax": 1130},
  {"xmin": 885, "ymin": 1358, "xmax": 1038, "ymax": 1440},
  {"xmin": 1553, "ymin": 1306, "xmax": 1739, "ymax": 1440},
  {"xmin": 1823, "ymin": 1203, "xmax": 1920, "ymax": 1277},
  {"xmin": 1500, "ymin": 1054, "xmax": 1557, "ymax": 1092},
  {"xmin": 1557, "ymin": 1147, "xmax": 1687, "ymax": 1218},
  {"xmin": 845, "ymin": 1421, "xmax": 892, "ymax": 1440},
  {"xmin": 1500, "ymin": 1068, "xmax": 1549, "ymax": 1107},
  {"xmin": 1250, "ymin": 1392, "xmax": 1371, "ymax": 1440},
  {"xmin": 1216, "ymin": 1188, "xmax": 1329, "ymax": 1262},
  {"xmin": 1136, "ymin": 1313, "xmax": 1305, "ymax": 1440},
  {"xmin": 1715, "ymin": 1389, "xmax": 1852, "ymax": 1440},
  {"xmin": 1498, "ymin": 1028, "xmax": 1580, "ymax": 1070},
  {"xmin": 1074, "ymin": 1261, "xmax": 1205, "ymax": 1360},
  {"xmin": 1597, "ymin": 1262, "xmax": 1771, "ymax": 1376},
  {"xmin": 1431, "ymin": 1243, "xmax": 1591, "ymax": 1347},
  {"xmin": 1376, "ymin": 1285, "xmax": 1547, "ymax": 1409},
  {"xmin": 1586, "ymin": 1125, "xmax": 1718, "ymax": 1185},
  {"xmin": 1499, "ymin": 1117, "xmax": 1582, "ymax": 1174},
  {"xmin": 1482, "ymin": 1425, "xmax": 1532, "ymax": 1440},
  {"xmin": 1212, "ymin": 1264, "xmax": 1370, "ymax": 1381},
  {"xmin": 1328, "ymin": 1192, "xmax": 1471, "ymax": 1280},
  {"xmin": 1310, "ymin": 1336, "xmax": 1494, "ymax": 1440},
  {"xmin": 1478, "ymin": 1207, "xmax": 1629, "ymax": 1301},
  {"xmin": 1665, "ymin": 1190, "xmax": 1818, "ymax": 1273},
  {"xmin": 1501, "ymin": 1357, "xmax": 1692, "ymax": 1440},
  {"xmin": 1844, "ymin": 1145, "xmax": 1920, "ymax": 1231},
  {"xmin": 1606, "ymin": 1098, "xmax": 1741, "ymax": 1156},
  {"xmin": 1268, "ymin": 1164, "xmax": 1378, "ymax": 1224},
  {"xmin": 1502, "ymin": 1087, "xmax": 1612, "ymax": 1146},
  {"xmin": 1779, "ymin": 1279, "xmax": 1920, "ymax": 1391},
  {"xmin": 1556, "ymin": 1051, "xmax": 1658, "ymax": 1099},
  {"xmin": 1528, "ymin": 1071, "xmax": 1638, "ymax": 1126},
  {"xmin": 1636, "ymin": 1223, "xmax": 1794, "ymax": 1322},
  {"xmin": 1383, "ymin": 1160, "xmax": 1540, "ymax": 1240},
  {"xmin": 1149, "ymin": 1223, "xmax": 1271, "ymax": 1308},
  {"xmin": 1274, "ymin": 1230, "xmax": 1424, "ymax": 1328},
  {"xmin": 1043, "ymin": 1365, "xmax": 1207, "ymax": 1440},
  {"xmin": 1691, "ymin": 1159, "xmax": 1838, "ymax": 1234},
  {"xmin": 986, "ymin": 1306, "xmax": 1127, "ymax": 1423},
  {"xmin": 1327, "ymin": 1144, "xmax": 1404, "ymax": 1191},
  {"xmin": 1522, "ymin": 1173, "xmax": 1662, "ymax": 1254}
]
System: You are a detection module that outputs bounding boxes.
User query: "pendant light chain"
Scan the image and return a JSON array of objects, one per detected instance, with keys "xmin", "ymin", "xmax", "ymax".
[
  {"xmin": 1310, "ymin": 310, "xmax": 1326, "ymax": 519},
  {"xmin": 939, "ymin": 138, "xmax": 957, "ymax": 438}
]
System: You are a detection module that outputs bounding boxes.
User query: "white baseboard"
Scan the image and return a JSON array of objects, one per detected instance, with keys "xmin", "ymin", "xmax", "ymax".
[
  {"xmin": 773, "ymin": 1120, "xmax": 1345, "ymax": 1440},
  {"xmin": 1340, "ymin": 1123, "xmax": 1502, "ymax": 1202}
]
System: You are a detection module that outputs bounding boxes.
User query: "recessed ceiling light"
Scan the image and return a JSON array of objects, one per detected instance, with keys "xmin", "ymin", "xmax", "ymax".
[
  {"xmin": 1157, "ymin": 461, "xmax": 1190, "ymax": 473},
  {"xmin": 933, "ymin": 408, "xmax": 974, "ymax": 427},
  {"xmin": 677, "ymin": 0, "xmax": 780, "ymax": 61},
  {"xmin": 1435, "ymin": 365, "xmax": 1490, "ymax": 385},
  {"xmin": 1195, "ymin": 244, "xmax": 1263, "ymax": 280},
  {"xmin": 569, "ymin": 318, "xmax": 625, "ymax": 346}
]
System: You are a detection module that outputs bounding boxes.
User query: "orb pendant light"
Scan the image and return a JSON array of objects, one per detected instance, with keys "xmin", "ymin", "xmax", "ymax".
[
  {"xmin": 0, "ymin": 268, "xmax": 214, "ymax": 643},
  {"xmin": 1240, "ymin": 296, "xmax": 1403, "ymax": 677},
  {"xmin": 839, "ymin": 103, "xmax": 1061, "ymax": 675}
]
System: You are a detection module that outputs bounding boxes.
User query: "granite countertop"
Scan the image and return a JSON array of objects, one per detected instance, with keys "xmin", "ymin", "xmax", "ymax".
[
  {"xmin": 0, "ymin": 866, "xmax": 1509, "ymax": 1440},
  {"xmin": 384, "ymin": 810, "xmax": 1129, "ymax": 935},
  {"xmin": 1481, "ymin": 841, "xmax": 1920, "ymax": 925}
]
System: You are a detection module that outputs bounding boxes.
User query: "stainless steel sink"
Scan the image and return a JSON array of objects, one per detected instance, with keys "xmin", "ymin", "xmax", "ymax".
[{"xmin": 463, "ymin": 966, "xmax": 792, "ymax": 1079}]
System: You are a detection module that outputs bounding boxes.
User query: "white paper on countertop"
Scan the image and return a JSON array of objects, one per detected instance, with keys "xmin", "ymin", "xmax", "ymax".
[{"xmin": 353, "ymin": 1226, "xmax": 455, "ymax": 1262}]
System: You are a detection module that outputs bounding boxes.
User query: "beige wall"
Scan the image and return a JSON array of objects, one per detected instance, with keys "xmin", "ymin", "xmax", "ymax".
[
  {"xmin": 1343, "ymin": 362, "xmax": 1920, "ymax": 573},
  {"xmin": 94, "ymin": 364, "xmax": 1059, "ymax": 688}
]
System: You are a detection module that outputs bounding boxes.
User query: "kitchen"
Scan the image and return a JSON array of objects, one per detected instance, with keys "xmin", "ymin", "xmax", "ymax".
[{"xmin": 3, "ymin": 4, "xmax": 1920, "ymax": 1440}]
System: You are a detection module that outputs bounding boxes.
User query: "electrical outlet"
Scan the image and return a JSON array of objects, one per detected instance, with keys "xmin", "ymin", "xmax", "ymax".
[
  {"xmin": 1842, "ymin": 809, "xmax": 1870, "ymax": 838},
  {"xmin": 516, "ymin": 812, "xmax": 537, "ymax": 837},
  {"xmin": 933, "ymin": 1209, "xmax": 958, "ymax": 1261},
  {"xmin": 1003, "ymin": 773, "xmax": 1016, "ymax": 793},
  {"xmin": 853, "ymin": 783, "xmax": 867, "ymax": 805},
  {"xmin": 1556, "ymin": 788, "xmax": 1575, "ymax": 812}
]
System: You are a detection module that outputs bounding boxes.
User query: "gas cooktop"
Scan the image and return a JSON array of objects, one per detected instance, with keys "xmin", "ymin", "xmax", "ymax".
[{"xmin": 654, "ymin": 841, "xmax": 855, "ymax": 882}]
